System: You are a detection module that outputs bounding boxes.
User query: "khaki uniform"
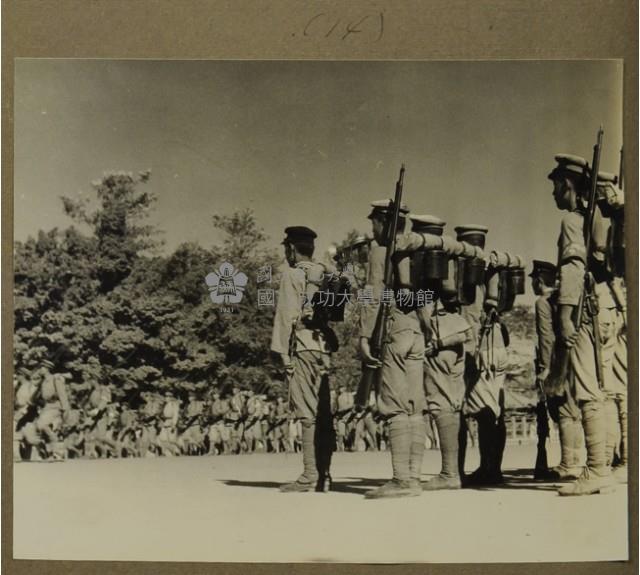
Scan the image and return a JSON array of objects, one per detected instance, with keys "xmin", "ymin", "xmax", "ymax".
[
  {"xmin": 557, "ymin": 212, "xmax": 619, "ymax": 402},
  {"xmin": 424, "ymin": 306, "xmax": 472, "ymax": 415},
  {"xmin": 271, "ymin": 258, "xmax": 335, "ymax": 486},
  {"xmin": 360, "ymin": 244, "xmax": 425, "ymax": 417},
  {"xmin": 271, "ymin": 262, "xmax": 333, "ymax": 420}
]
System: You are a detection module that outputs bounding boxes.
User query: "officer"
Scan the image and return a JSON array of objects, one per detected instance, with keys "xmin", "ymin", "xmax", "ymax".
[
  {"xmin": 271, "ymin": 226, "xmax": 336, "ymax": 492},
  {"xmin": 531, "ymin": 260, "xmax": 584, "ymax": 479},
  {"xmin": 548, "ymin": 154, "xmax": 618, "ymax": 496},
  {"xmin": 359, "ymin": 200, "xmax": 426, "ymax": 498}
]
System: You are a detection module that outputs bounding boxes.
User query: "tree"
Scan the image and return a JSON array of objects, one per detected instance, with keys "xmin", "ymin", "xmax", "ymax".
[{"xmin": 61, "ymin": 170, "xmax": 159, "ymax": 292}]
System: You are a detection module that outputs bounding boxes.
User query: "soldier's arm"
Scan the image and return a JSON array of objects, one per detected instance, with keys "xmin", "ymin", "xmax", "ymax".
[
  {"xmin": 53, "ymin": 375, "xmax": 71, "ymax": 413},
  {"xmin": 270, "ymin": 267, "xmax": 305, "ymax": 356},
  {"xmin": 535, "ymin": 298, "xmax": 555, "ymax": 375},
  {"xmin": 555, "ymin": 212, "xmax": 586, "ymax": 345},
  {"xmin": 359, "ymin": 243, "xmax": 385, "ymax": 340}
]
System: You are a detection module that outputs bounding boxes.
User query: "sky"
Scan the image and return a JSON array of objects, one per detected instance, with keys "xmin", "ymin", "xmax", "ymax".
[{"xmin": 14, "ymin": 60, "xmax": 623, "ymax": 304}]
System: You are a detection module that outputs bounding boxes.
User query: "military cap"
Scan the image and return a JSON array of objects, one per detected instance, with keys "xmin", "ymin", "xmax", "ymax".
[
  {"xmin": 281, "ymin": 226, "xmax": 317, "ymax": 245},
  {"xmin": 596, "ymin": 170, "xmax": 617, "ymax": 184},
  {"xmin": 454, "ymin": 224, "xmax": 489, "ymax": 248},
  {"xmin": 350, "ymin": 235, "xmax": 370, "ymax": 248},
  {"xmin": 410, "ymin": 214, "xmax": 446, "ymax": 236},
  {"xmin": 16, "ymin": 367, "xmax": 31, "ymax": 378},
  {"xmin": 367, "ymin": 199, "xmax": 410, "ymax": 220},
  {"xmin": 547, "ymin": 154, "xmax": 589, "ymax": 180},
  {"xmin": 529, "ymin": 260, "xmax": 557, "ymax": 278}
]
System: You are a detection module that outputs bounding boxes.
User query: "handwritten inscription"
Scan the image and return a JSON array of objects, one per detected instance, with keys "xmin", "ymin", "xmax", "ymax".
[{"xmin": 301, "ymin": 11, "xmax": 384, "ymax": 42}]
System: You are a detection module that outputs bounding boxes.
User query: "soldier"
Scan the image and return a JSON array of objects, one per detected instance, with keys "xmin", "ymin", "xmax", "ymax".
[
  {"xmin": 181, "ymin": 391, "xmax": 206, "ymax": 455},
  {"xmin": 157, "ymin": 389, "xmax": 181, "ymax": 456},
  {"xmin": 209, "ymin": 390, "xmax": 228, "ymax": 454},
  {"xmin": 227, "ymin": 386, "xmax": 246, "ymax": 453},
  {"xmin": 531, "ymin": 260, "xmax": 584, "ymax": 479},
  {"xmin": 117, "ymin": 403, "xmax": 139, "ymax": 457},
  {"xmin": 273, "ymin": 395, "xmax": 290, "ymax": 452},
  {"xmin": 423, "ymin": 274, "xmax": 474, "ymax": 490},
  {"xmin": 14, "ymin": 366, "xmax": 42, "ymax": 460},
  {"xmin": 547, "ymin": 154, "xmax": 619, "ymax": 496},
  {"xmin": 37, "ymin": 360, "xmax": 73, "ymax": 459},
  {"xmin": 595, "ymin": 171, "xmax": 627, "ymax": 483},
  {"xmin": 334, "ymin": 386, "xmax": 354, "ymax": 451},
  {"xmin": 359, "ymin": 200, "xmax": 426, "ymax": 498},
  {"xmin": 458, "ymin": 226, "xmax": 510, "ymax": 486},
  {"xmin": 271, "ymin": 226, "xmax": 336, "ymax": 492}
]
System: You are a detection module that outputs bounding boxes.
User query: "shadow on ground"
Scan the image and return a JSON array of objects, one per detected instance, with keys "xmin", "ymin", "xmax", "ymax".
[{"xmin": 221, "ymin": 469, "xmax": 568, "ymax": 494}]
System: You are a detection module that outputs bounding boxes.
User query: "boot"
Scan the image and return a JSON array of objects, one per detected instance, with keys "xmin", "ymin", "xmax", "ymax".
[
  {"xmin": 558, "ymin": 401, "xmax": 615, "ymax": 496},
  {"xmin": 280, "ymin": 420, "xmax": 318, "ymax": 493},
  {"xmin": 548, "ymin": 415, "xmax": 584, "ymax": 480},
  {"xmin": 408, "ymin": 414, "xmax": 427, "ymax": 491},
  {"xmin": 315, "ymin": 414, "xmax": 336, "ymax": 493},
  {"xmin": 604, "ymin": 398, "xmax": 621, "ymax": 468},
  {"xmin": 612, "ymin": 397, "xmax": 627, "ymax": 484},
  {"xmin": 423, "ymin": 411, "xmax": 462, "ymax": 491},
  {"xmin": 490, "ymin": 413, "xmax": 506, "ymax": 484},
  {"xmin": 464, "ymin": 409, "xmax": 495, "ymax": 486},
  {"xmin": 365, "ymin": 414, "xmax": 419, "ymax": 499}
]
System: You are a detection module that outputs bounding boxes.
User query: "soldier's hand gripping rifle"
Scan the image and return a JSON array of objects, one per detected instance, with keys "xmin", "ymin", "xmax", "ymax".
[{"xmin": 354, "ymin": 165, "xmax": 405, "ymax": 410}]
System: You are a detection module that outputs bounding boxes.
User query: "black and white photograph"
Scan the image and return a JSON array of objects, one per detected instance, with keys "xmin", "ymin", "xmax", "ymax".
[{"xmin": 12, "ymin": 59, "xmax": 628, "ymax": 563}]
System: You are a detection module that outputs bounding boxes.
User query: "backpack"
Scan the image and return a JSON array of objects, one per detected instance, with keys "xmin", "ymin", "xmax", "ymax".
[{"xmin": 297, "ymin": 261, "xmax": 351, "ymax": 324}]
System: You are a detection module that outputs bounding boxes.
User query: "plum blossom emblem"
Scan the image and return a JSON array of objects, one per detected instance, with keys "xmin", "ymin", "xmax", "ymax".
[{"xmin": 205, "ymin": 262, "xmax": 248, "ymax": 304}]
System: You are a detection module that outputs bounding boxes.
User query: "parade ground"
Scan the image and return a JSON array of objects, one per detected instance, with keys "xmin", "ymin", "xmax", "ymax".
[{"xmin": 14, "ymin": 443, "xmax": 628, "ymax": 564}]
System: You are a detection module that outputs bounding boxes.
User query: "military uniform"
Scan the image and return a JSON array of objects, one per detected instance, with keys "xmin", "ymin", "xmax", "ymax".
[
  {"xmin": 403, "ymin": 214, "xmax": 472, "ymax": 491},
  {"xmin": 548, "ymin": 154, "xmax": 617, "ymax": 496},
  {"xmin": 37, "ymin": 366, "xmax": 72, "ymax": 459},
  {"xmin": 271, "ymin": 226, "xmax": 335, "ymax": 492},
  {"xmin": 423, "ymin": 299, "xmax": 473, "ymax": 489},
  {"xmin": 157, "ymin": 391, "xmax": 181, "ymax": 456},
  {"xmin": 532, "ymin": 260, "xmax": 584, "ymax": 479},
  {"xmin": 596, "ymin": 171, "xmax": 627, "ymax": 482},
  {"xmin": 358, "ymin": 201, "xmax": 427, "ymax": 499}
]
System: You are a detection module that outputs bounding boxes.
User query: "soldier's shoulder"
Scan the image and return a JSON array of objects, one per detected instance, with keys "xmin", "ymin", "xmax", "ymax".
[
  {"xmin": 534, "ymin": 295, "xmax": 552, "ymax": 313},
  {"xmin": 560, "ymin": 211, "xmax": 584, "ymax": 233},
  {"xmin": 282, "ymin": 265, "xmax": 307, "ymax": 282}
]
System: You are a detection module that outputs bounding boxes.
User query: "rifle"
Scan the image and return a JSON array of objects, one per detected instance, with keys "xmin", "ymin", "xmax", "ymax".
[
  {"xmin": 533, "ymin": 360, "xmax": 550, "ymax": 479},
  {"xmin": 555, "ymin": 128, "xmax": 605, "ymax": 389},
  {"xmin": 354, "ymin": 164, "xmax": 405, "ymax": 409},
  {"xmin": 580, "ymin": 128, "xmax": 605, "ymax": 388},
  {"xmin": 618, "ymin": 147, "xmax": 624, "ymax": 189}
]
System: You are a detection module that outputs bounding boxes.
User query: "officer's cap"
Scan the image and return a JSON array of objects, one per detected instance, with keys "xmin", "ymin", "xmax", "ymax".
[
  {"xmin": 281, "ymin": 226, "xmax": 317, "ymax": 245},
  {"xmin": 410, "ymin": 214, "xmax": 446, "ymax": 235},
  {"xmin": 529, "ymin": 260, "xmax": 557, "ymax": 278},
  {"xmin": 367, "ymin": 199, "xmax": 410, "ymax": 220},
  {"xmin": 547, "ymin": 154, "xmax": 589, "ymax": 180}
]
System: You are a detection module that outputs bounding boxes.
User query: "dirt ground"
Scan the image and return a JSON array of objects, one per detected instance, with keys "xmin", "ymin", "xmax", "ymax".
[{"xmin": 13, "ymin": 442, "xmax": 628, "ymax": 563}]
